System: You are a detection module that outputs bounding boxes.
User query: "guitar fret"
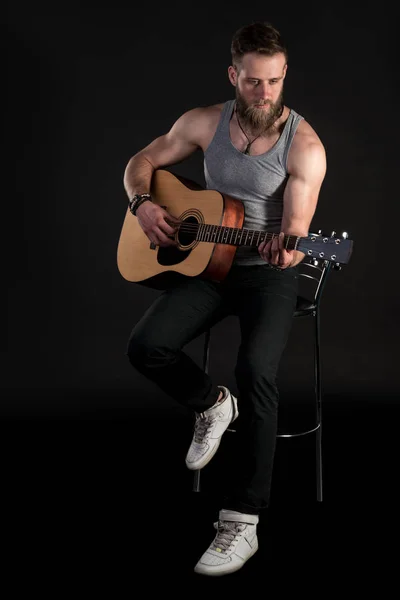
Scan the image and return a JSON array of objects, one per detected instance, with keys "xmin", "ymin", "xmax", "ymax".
[{"xmin": 195, "ymin": 224, "xmax": 300, "ymax": 251}]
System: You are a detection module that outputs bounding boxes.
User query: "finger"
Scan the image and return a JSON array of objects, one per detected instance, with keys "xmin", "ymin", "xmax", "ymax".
[
  {"xmin": 154, "ymin": 227, "xmax": 178, "ymax": 247},
  {"xmin": 259, "ymin": 237, "xmax": 273, "ymax": 254},
  {"xmin": 278, "ymin": 248, "xmax": 290, "ymax": 267},
  {"xmin": 259, "ymin": 243, "xmax": 273, "ymax": 261},
  {"xmin": 270, "ymin": 235, "xmax": 280, "ymax": 263},
  {"xmin": 159, "ymin": 219, "xmax": 179, "ymax": 236},
  {"xmin": 278, "ymin": 231, "xmax": 285, "ymax": 251},
  {"xmin": 259, "ymin": 248, "xmax": 271, "ymax": 262},
  {"xmin": 272, "ymin": 234, "xmax": 280, "ymax": 249},
  {"xmin": 270, "ymin": 241, "xmax": 280, "ymax": 264},
  {"xmin": 163, "ymin": 212, "xmax": 182, "ymax": 226}
]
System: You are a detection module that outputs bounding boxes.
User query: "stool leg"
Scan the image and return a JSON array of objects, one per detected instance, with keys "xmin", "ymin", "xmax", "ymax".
[
  {"xmin": 193, "ymin": 330, "xmax": 211, "ymax": 493},
  {"xmin": 314, "ymin": 310, "xmax": 323, "ymax": 502},
  {"xmin": 193, "ymin": 469, "xmax": 201, "ymax": 492}
]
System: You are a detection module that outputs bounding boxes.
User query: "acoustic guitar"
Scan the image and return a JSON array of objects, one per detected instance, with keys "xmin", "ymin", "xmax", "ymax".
[{"xmin": 117, "ymin": 169, "xmax": 353, "ymax": 289}]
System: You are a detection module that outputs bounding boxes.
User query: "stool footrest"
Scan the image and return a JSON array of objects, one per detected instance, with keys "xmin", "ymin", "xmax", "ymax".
[{"xmin": 277, "ymin": 423, "xmax": 320, "ymax": 438}]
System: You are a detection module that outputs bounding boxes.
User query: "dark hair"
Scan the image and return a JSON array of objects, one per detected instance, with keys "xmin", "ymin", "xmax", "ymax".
[{"xmin": 231, "ymin": 22, "xmax": 288, "ymax": 69}]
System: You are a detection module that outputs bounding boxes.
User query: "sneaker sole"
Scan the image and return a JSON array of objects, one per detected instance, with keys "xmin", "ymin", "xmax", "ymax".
[{"xmin": 194, "ymin": 541, "xmax": 258, "ymax": 576}]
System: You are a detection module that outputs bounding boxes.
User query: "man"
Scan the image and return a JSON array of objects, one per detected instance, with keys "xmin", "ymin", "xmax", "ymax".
[{"xmin": 123, "ymin": 22, "xmax": 326, "ymax": 576}]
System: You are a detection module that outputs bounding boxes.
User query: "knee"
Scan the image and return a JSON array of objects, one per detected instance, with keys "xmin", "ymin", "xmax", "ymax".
[
  {"xmin": 234, "ymin": 357, "xmax": 279, "ymax": 412},
  {"xmin": 126, "ymin": 335, "xmax": 176, "ymax": 370},
  {"xmin": 126, "ymin": 334, "xmax": 145, "ymax": 367},
  {"xmin": 235, "ymin": 355, "xmax": 277, "ymax": 383}
]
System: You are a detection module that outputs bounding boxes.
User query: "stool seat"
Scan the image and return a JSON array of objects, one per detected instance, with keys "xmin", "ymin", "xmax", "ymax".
[{"xmin": 295, "ymin": 296, "xmax": 316, "ymax": 317}]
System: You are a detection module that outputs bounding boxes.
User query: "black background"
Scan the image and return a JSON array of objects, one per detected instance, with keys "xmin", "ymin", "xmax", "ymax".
[{"xmin": 4, "ymin": 2, "xmax": 398, "ymax": 589}]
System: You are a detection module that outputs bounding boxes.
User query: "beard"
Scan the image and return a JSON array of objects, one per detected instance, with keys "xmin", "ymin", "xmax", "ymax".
[{"xmin": 235, "ymin": 87, "xmax": 284, "ymax": 134}]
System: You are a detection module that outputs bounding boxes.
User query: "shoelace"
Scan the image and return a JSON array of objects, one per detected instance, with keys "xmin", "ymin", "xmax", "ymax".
[
  {"xmin": 211, "ymin": 521, "xmax": 246, "ymax": 552},
  {"xmin": 193, "ymin": 413, "xmax": 216, "ymax": 443}
]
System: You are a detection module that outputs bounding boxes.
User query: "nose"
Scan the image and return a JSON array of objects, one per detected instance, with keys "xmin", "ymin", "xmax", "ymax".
[{"xmin": 256, "ymin": 81, "xmax": 271, "ymax": 99}]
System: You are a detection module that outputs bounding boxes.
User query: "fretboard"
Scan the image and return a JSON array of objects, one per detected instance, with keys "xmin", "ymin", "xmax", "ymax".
[{"xmin": 194, "ymin": 224, "xmax": 299, "ymax": 250}]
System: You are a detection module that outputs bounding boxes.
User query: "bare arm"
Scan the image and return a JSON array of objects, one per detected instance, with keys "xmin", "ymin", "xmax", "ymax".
[
  {"xmin": 123, "ymin": 107, "xmax": 206, "ymax": 247},
  {"xmin": 280, "ymin": 139, "xmax": 327, "ymax": 266},
  {"xmin": 259, "ymin": 129, "xmax": 327, "ymax": 268},
  {"xmin": 123, "ymin": 107, "xmax": 205, "ymax": 199}
]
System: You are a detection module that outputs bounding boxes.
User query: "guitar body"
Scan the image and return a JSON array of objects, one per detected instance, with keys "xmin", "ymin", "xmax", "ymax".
[{"xmin": 117, "ymin": 170, "xmax": 244, "ymax": 288}]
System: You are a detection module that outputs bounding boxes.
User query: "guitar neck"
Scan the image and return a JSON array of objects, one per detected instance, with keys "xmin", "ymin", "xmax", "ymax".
[{"xmin": 192, "ymin": 224, "xmax": 299, "ymax": 249}]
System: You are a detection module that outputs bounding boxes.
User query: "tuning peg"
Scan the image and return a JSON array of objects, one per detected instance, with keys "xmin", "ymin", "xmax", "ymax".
[
  {"xmin": 331, "ymin": 230, "xmax": 336, "ymax": 237},
  {"xmin": 312, "ymin": 258, "xmax": 319, "ymax": 266},
  {"xmin": 342, "ymin": 231, "xmax": 348, "ymax": 239},
  {"xmin": 318, "ymin": 229, "xmax": 322, "ymax": 235},
  {"xmin": 334, "ymin": 262, "xmax": 342, "ymax": 271}
]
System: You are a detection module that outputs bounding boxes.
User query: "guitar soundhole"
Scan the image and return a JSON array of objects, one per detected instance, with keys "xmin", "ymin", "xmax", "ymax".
[
  {"xmin": 177, "ymin": 216, "xmax": 198, "ymax": 247},
  {"xmin": 157, "ymin": 216, "xmax": 199, "ymax": 267}
]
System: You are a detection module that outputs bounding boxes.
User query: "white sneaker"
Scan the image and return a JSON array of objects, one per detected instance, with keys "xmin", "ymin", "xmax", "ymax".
[
  {"xmin": 194, "ymin": 510, "xmax": 259, "ymax": 576},
  {"xmin": 185, "ymin": 386, "xmax": 238, "ymax": 471}
]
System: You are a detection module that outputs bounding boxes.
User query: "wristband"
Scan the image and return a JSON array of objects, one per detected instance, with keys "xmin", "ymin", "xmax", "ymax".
[{"xmin": 128, "ymin": 193, "xmax": 152, "ymax": 216}]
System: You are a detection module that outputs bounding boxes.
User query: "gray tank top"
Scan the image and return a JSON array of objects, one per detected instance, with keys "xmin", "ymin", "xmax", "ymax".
[{"xmin": 204, "ymin": 99, "xmax": 303, "ymax": 266}]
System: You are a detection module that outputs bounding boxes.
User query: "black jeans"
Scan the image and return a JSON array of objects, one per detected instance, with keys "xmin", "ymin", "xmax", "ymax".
[{"xmin": 126, "ymin": 263, "xmax": 299, "ymax": 514}]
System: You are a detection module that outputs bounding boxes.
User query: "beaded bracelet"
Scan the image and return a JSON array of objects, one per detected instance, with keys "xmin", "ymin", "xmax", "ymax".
[{"xmin": 128, "ymin": 193, "xmax": 152, "ymax": 216}]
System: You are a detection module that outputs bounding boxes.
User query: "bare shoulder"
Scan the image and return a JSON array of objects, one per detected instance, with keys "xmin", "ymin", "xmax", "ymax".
[
  {"xmin": 287, "ymin": 114, "xmax": 326, "ymax": 177},
  {"xmin": 176, "ymin": 103, "xmax": 225, "ymax": 150},
  {"xmin": 291, "ymin": 116, "xmax": 325, "ymax": 157},
  {"xmin": 179, "ymin": 103, "xmax": 224, "ymax": 126}
]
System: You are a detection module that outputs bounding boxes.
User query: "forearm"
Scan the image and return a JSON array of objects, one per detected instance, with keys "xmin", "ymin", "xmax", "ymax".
[{"xmin": 123, "ymin": 153, "xmax": 155, "ymax": 200}]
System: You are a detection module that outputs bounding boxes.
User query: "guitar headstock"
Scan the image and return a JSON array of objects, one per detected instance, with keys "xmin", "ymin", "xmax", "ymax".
[{"xmin": 297, "ymin": 230, "xmax": 353, "ymax": 266}]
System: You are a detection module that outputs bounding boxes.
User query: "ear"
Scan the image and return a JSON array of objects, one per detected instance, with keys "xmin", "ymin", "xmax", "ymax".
[
  {"xmin": 282, "ymin": 63, "xmax": 288, "ymax": 79},
  {"xmin": 228, "ymin": 65, "xmax": 237, "ymax": 87}
]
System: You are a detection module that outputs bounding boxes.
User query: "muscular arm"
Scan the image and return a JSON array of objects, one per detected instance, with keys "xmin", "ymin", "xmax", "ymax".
[
  {"xmin": 122, "ymin": 107, "xmax": 209, "ymax": 247},
  {"xmin": 258, "ymin": 126, "xmax": 326, "ymax": 268},
  {"xmin": 123, "ymin": 108, "xmax": 205, "ymax": 200},
  {"xmin": 281, "ymin": 137, "xmax": 327, "ymax": 266}
]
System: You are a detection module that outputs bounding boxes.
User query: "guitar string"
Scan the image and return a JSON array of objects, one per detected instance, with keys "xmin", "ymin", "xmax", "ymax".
[
  {"xmin": 168, "ymin": 225, "xmax": 284, "ymax": 241},
  {"xmin": 166, "ymin": 222, "xmax": 284, "ymax": 235},
  {"xmin": 165, "ymin": 222, "xmax": 293, "ymax": 241},
  {"xmin": 167, "ymin": 223, "xmax": 342, "ymax": 245}
]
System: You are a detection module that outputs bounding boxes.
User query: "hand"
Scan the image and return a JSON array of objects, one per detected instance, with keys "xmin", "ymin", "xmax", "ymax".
[
  {"xmin": 258, "ymin": 232, "xmax": 294, "ymax": 269},
  {"xmin": 136, "ymin": 201, "xmax": 181, "ymax": 247}
]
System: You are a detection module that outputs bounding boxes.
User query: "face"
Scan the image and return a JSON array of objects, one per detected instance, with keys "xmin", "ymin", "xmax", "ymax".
[{"xmin": 228, "ymin": 52, "xmax": 287, "ymax": 132}]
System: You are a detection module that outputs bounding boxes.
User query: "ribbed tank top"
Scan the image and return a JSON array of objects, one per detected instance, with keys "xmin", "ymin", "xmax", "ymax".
[{"xmin": 204, "ymin": 99, "xmax": 303, "ymax": 266}]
